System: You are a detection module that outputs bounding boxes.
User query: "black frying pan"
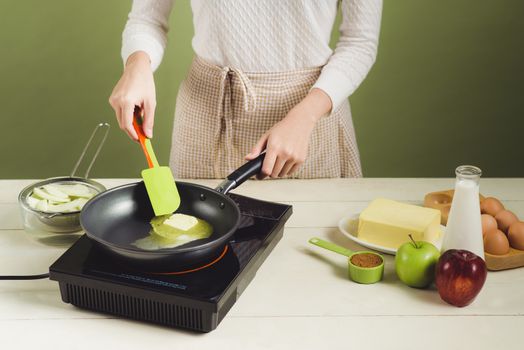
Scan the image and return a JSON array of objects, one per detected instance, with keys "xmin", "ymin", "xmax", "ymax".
[{"xmin": 80, "ymin": 153, "xmax": 265, "ymax": 269}]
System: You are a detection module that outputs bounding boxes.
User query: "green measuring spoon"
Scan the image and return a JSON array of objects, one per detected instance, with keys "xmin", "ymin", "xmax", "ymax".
[{"xmin": 309, "ymin": 237, "xmax": 384, "ymax": 284}]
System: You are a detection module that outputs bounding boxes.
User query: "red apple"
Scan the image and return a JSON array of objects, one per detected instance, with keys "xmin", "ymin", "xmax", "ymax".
[{"xmin": 435, "ymin": 249, "xmax": 487, "ymax": 307}]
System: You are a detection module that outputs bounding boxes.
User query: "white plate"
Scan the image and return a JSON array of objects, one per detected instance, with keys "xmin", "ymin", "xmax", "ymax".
[{"xmin": 338, "ymin": 213, "xmax": 444, "ymax": 255}]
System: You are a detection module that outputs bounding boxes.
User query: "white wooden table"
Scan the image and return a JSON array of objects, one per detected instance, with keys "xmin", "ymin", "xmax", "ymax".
[{"xmin": 1, "ymin": 178, "xmax": 523, "ymax": 349}]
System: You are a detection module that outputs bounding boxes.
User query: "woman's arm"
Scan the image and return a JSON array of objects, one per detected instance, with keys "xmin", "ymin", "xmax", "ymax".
[
  {"xmin": 248, "ymin": 0, "xmax": 383, "ymax": 178},
  {"xmin": 121, "ymin": 0, "xmax": 174, "ymax": 72},
  {"xmin": 246, "ymin": 88, "xmax": 332, "ymax": 178},
  {"xmin": 313, "ymin": 0, "xmax": 383, "ymax": 110},
  {"xmin": 109, "ymin": 0, "xmax": 174, "ymax": 140}
]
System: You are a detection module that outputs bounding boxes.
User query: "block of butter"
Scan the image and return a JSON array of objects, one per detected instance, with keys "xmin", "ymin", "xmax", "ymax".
[
  {"xmin": 357, "ymin": 198, "xmax": 441, "ymax": 249},
  {"xmin": 164, "ymin": 213, "xmax": 198, "ymax": 231}
]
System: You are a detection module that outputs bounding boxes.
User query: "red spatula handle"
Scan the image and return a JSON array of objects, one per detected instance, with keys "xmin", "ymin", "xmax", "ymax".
[{"xmin": 132, "ymin": 106, "xmax": 154, "ymax": 168}]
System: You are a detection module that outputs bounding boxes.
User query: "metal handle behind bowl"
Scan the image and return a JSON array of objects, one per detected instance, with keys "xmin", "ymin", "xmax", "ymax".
[
  {"xmin": 216, "ymin": 152, "xmax": 266, "ymax": 194},
  {"xmin": 70, "ymin": 122, "xmax": 110, "ymax": 178}
]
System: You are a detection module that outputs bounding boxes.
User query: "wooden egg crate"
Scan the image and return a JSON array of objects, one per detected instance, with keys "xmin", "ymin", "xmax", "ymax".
[
  {"xmin": 424, "ymin": 189, "xmax": 524, "ymax": 271},
  {"xmin": 484, "ymin": 249, "xmax": 524, "ymax": 271},
  {"xmin": 424, "ymin": 189, "xmax": 485, "ymax": 225}
]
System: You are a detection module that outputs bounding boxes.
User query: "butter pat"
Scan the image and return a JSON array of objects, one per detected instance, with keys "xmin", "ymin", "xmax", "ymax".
[
  {"xmin": 164, "ymin": 213, "xmax": 198, "ymax": 231},
  {"xmin": 357, "ymin": 198, "xmax": 441, "ymax": 249}
]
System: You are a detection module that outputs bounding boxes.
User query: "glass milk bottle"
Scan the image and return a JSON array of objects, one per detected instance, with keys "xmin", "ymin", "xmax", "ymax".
[{"xmin": 441, "ymin": 165, "xmax": 484, "ymax": 259}]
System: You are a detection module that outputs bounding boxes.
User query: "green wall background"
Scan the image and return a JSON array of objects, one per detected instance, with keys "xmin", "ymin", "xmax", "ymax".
[{"xmin": 1, "ymin": 0, "xmax": 522, "ymax": 179}]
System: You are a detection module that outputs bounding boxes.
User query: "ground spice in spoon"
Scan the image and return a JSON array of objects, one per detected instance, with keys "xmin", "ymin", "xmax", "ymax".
[{"xmin": 350, "ymin": 253, "xmax": 382, "ymax": 268}]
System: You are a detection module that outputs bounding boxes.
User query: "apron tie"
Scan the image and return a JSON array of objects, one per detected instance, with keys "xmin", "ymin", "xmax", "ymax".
[
  {"xmin": 215, "ymin": 66, "xmax": 257, "ymax": 176},
  {"xmin": 229, "ymin": 67, "xmax": 257, "ymax": 113},
  {"xmin": 216, "ymin": 66, "xmax": 257, "ymax": 117}
]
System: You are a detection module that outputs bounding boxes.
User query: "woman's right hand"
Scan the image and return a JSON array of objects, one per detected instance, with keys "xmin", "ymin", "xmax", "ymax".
[{"xmin": 109, "ymin": 51, "xmax": 156, "ymax": 140}]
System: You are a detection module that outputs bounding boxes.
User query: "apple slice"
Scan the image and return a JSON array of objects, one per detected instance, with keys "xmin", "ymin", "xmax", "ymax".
[
  {"xmin": 73, "ymin": 198, "xmax": 88, "ymax": 211},
  {"xmin": 47, "ymin": 198, "xmax": 85, "ymax": 213},
  {"xmin": 32, "ymin": 187, "xmax": 69, "ymax": 203},
  {"xmin": 35, "ymin": 199, "xmax": 49, "ymax": 212},
  {"xmin": 26, "ymin": 196, "xmax": 40, "ymax": 209},
  {"xmin": 42, "ymin": 184, "xmax": 69, "ymax": 200},
  {"xmin": 59, "ymin": 184, "xmax": 93, "ymax": 198}
]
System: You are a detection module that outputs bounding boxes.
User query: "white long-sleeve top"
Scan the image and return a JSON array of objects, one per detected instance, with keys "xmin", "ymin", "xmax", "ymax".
[{"xmin": 122, "ymin": 0, "xmax": 382, "ymax": 109}]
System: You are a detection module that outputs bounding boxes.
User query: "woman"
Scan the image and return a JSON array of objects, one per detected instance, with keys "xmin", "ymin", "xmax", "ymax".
[{"xmin": 110, "ymin": 0, "xmax": 382, "ymax": 179}]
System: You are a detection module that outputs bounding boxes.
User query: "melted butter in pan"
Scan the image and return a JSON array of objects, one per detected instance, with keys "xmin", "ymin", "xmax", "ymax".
[{"xmin": 133, "ymin": 214, "xmax": 213, "ymax": 250}]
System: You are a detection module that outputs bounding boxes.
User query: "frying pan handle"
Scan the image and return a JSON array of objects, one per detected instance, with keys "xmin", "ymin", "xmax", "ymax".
[{"xmin": 216, "ymin": 152, "xmax": 266, "ymax": 194}]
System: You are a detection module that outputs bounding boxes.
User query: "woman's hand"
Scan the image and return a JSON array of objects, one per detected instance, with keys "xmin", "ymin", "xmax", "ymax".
[
  {"xmin": 109, "ymin": 51, "xmax": 156, "ymax": 140},
  {"xmin": 246, "ymin": 88, "xmax": 333, "ymax": 178}
]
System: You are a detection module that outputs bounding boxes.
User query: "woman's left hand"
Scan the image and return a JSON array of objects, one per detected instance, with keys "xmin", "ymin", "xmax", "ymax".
[{"xmin": 246, "ymin": 88, "xmax": 333, "ymax": 178}]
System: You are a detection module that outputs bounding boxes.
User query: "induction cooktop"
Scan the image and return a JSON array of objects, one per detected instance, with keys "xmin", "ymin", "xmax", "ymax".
[{"xmin": 49, "ymin": 193, "xmax": 292, "ymax": 332}]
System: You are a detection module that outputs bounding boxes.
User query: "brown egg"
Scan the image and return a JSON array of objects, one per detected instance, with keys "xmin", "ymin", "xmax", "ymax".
[
  {"xmin": 508, "ymin": 221, "xmax": 524, "ymax": 250},
  {"xmin": 481, "ymin": 197, "xmax": 505, "ymax": 216},
  {"xmin": 481, "ymin": 214, "xmax": 498, "ymax": 234},
  {"xmin": 483, "ymin": 229, "xmax": 510, "ymax": 255},
  {"xmin": 495, "ymin": 210, "xmax": 518, "ymax": 233}
]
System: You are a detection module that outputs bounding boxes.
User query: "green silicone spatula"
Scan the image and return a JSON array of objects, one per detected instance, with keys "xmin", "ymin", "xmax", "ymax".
[{"xmin": 132, "ymin": 107, "xmax": 180, "ymax": 216}]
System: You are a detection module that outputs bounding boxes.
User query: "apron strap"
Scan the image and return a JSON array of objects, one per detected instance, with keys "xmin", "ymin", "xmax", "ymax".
[
  {"xmin": 230, "ymin": 67, "xmax": 257, "ymax": 112},
  {"xmin": 217, "ymin": 66, "xmax": 257, "ymax": 116}
]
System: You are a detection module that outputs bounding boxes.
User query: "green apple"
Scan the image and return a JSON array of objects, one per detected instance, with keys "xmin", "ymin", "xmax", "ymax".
[{"xmin": 395, "ymin": 235, "xmax": 440, "ymax": 288}]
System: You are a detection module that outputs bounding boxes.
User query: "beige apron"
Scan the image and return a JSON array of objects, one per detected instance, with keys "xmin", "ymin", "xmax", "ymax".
[{"xmin": 169, "ymin": 56, "xmax": 362, "ymax": 179}]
